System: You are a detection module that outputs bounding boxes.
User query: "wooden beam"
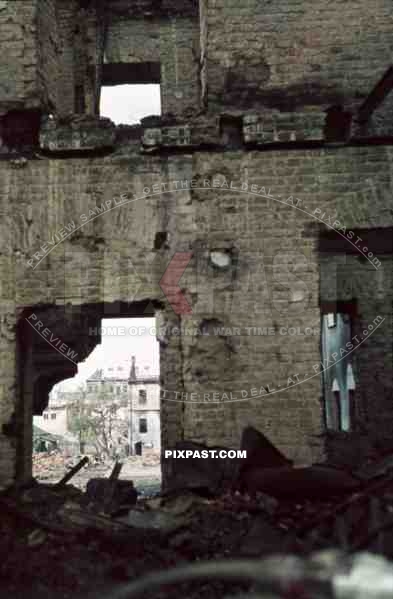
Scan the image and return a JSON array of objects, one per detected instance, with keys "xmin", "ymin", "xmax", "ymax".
[
  {"xmin": 357, "ymin": 66, "xmax": 393, "ymax": 124},
  {"xmin": 102, "ymin": 461, "xmax": 123, "ymax": 514},
  {"xmin": 56, "ymin": 456, "xmax": 89, "ymax": 487}
]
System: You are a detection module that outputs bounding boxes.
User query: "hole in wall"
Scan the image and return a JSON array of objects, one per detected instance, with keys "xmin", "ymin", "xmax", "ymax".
[
  {"xmin": 154, "ymin": 232, "xmax": 168, "ymax": 250},
  {"xmin": 32, "ymin": 316, "xmax": 161, "ymax": 495},
  {"xmin": 100, "ymin": 84, "xmax": 161, "ymax": 125}
]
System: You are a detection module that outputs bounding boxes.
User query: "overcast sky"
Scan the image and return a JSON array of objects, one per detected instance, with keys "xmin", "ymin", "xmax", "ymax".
[{"xmin": 100, "ymin": 84, "xmax": 161, "ymax": 125}]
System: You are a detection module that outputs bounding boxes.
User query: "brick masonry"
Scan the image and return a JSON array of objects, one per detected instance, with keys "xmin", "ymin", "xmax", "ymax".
[
  {"xmin": 0, "ymin": 0, "xmax": 392, "ymax": 488},
  {"xmin": 0, "ymin": 0, "xmax": 39, "ymax": 111}
]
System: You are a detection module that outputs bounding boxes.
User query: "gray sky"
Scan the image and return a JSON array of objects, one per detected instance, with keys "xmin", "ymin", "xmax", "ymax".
[{"xmin": 100, "ymin": 84, "xmax": 161, "ymax": 125}]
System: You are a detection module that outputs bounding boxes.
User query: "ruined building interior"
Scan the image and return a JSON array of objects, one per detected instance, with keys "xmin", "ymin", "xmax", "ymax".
[{"xmin": 0, "ymin": 0, "xmax": 393, "ymax": 597}]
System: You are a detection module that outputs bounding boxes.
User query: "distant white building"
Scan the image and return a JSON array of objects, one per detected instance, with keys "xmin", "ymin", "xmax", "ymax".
[
  {"xmin": 128, "ymin": 356, "xmax": 160, "ymax": 455},
  {"xmin": 86, "ymin": 355, "xmax": 161, "ymax": 455},
  {"xmin": 33, "ymin": 380, "xmax": 82, "ymax": 452},
  {"xmin": 34, "ymin": 397, "xmax": 69, "ymax": 438}
]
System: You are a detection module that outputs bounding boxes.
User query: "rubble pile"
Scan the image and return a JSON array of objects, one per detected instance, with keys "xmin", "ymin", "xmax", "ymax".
[
  {"xmin": 3, "ymin": 428, "xmax": 393, "ymax": 598},
  {"xmin": 33, "ymin": 453, "xmax": 127, "ymax": 490},
  {"xmin": 125, "ymin": 451, "xmax": 161, "ymax": 467},
  {"xmin": 142, "ymin": 452, "xmax": 161, "ymax": 467}
]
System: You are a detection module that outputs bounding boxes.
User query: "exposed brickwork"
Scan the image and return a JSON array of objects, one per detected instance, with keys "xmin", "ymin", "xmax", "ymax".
[
  {"xmin": 0, "ymin": 0, "xmax": 39, "ymax": 111},
  {"xmin": 106, "ymin": 17, "xmax": 160, "ymax": 64},
  {"xmin": 203, "ymin": 0, "xmax": 393, "ymax": 112},
  {"xmin": 160, "ymin": 17, "xmax": 201, "ymax": 115},
  {"xmin": 36, "ymin": 0, "xmax": 60, "ymax": 111},
  {"xmin": 0, "ymin": 0, "xmax": 392, "ymax": 489}
]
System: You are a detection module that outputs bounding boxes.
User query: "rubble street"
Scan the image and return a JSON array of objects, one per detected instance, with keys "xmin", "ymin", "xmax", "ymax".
[
  {"xmin": 33, "ymin": 453, "xmax": 161, "ymax": 496},
  {"xmin": 2, "ymin": 430, "xmax": 393, "ymax": 598}
]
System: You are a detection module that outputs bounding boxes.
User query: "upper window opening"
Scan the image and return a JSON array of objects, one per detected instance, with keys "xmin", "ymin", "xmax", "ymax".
[{"xmin": 100, "ymin": 84, "xmax": 161, "ymax": 125}]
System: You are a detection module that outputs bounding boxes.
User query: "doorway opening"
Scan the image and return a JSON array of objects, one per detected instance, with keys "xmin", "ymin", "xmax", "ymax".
[{"xmin": 32, "ymin": 316, "xmax": 161, "ymax": 494}]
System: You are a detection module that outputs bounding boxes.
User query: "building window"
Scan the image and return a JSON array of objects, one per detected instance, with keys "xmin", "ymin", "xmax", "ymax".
[
  {"xmin": 51, "ymin": 413, "xmax": 56, "ymax": 420},
  {"xmin": 139, "ymin": 389, "xmax": 147, "ymax": 404},
  {"xmin": 139, "ymin": 418, "xmax": 147, "ymax": 433},
  {"xmin": 122, "ymin": 384, "xmax": 128, "ymax": 392},
  {"xmin": 322, "ymin": 312, "xmax": 355, "ymax": 432},
  {"xmin": 116, "ymin": 386, "xmax": 120, "ymax": 395},
  {"xmin": 43, "ymin": 413, "xmax": 48, "ymax": 420}
]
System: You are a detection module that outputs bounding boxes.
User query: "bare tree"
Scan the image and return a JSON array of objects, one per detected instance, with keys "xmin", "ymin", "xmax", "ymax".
[{"xmin": 68, "ymin": 386, "xmax": 128, "ymax": 460}]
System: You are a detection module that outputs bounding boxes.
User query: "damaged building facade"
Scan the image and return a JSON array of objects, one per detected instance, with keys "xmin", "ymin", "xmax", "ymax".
[{"xmin": 0, "ymin": 0, "xmax": 392, "ymax": 490}]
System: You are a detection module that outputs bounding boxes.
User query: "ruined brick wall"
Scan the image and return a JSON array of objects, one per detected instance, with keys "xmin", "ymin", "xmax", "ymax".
[
  {"xmin": 201, "ymin": 0, "xmax": 393, "ymax": 111},
  {"xmin": 105, "ymin": 14, "xmax": 160, "ymax": 64},
  {"xmin": 105, "ymin": 1, "xmax": 200, "ymax": 116},
  {"xmin": 36, "ymin": 0, "xmax": 60, "ymax": 111},
  {"xmin": 0, "ymin": 141, "xmax": 392, "ymax": 487},
  {"xmin": 160, "ymin": 17, "xmax": 200, "ymax": 115},
  {"xmin": 2, "ymin": 0, "xmax": 392, "ymax": 118},
  {"xmin": 0, "ymin": 0, "xmax": 39, "ymax": 111},
  {"xmin": 53, "ymin": 1, "xmax": 78, "ymax": 116}
]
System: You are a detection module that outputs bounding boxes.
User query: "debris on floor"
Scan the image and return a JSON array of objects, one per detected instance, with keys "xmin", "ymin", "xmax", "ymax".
[{"xmin": 4, "ymin": 432, "xmax": 393, "ymax": 598}]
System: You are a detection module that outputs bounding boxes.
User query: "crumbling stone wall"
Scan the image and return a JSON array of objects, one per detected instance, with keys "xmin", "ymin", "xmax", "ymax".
[
  {"xmin": 105, "ymin": 0, "xmax": 200, "ymax": 115},
  {"xmin": 160, "ymin": 16, "xmax": 200, "ymax": 115},
  {"xmin": 105, "ymin": 11, "xmax": 160, "ymax": 64},
  {"xmin": 36, "ymin": 0, "xmax": 62, "ymax": 112}
]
